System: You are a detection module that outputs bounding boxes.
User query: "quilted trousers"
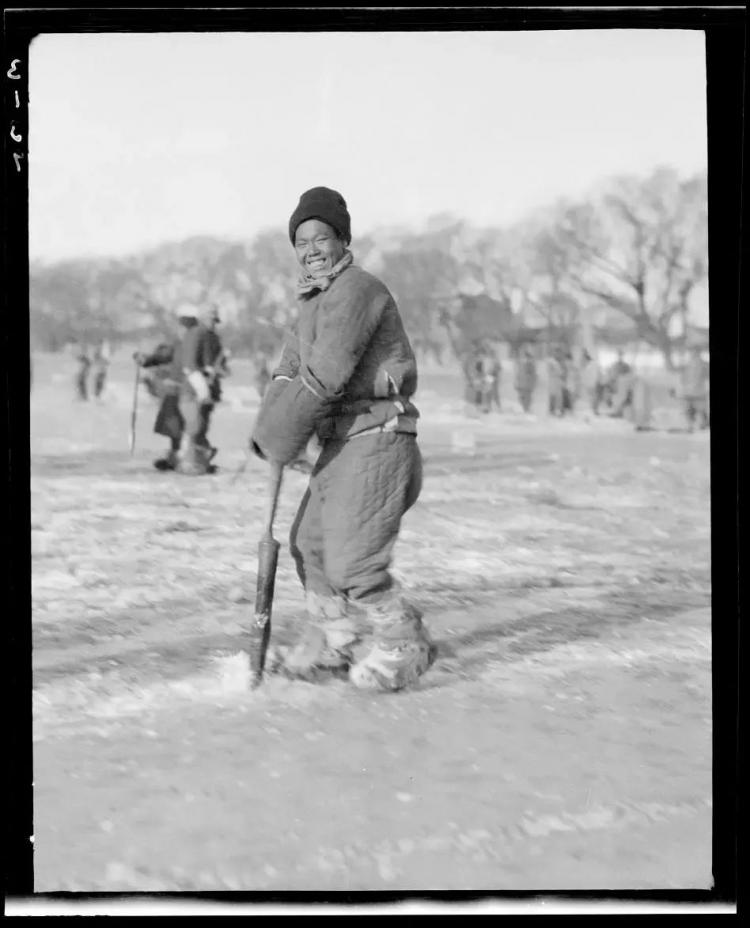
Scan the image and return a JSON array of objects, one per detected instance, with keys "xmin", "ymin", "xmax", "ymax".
[
  {"xmin": 289, "ymin": 431, "xmax": 421, "ymax": 601},
  {"xmin": 286, "ymin": 431, "xmax": 435, "ymax": 689}
]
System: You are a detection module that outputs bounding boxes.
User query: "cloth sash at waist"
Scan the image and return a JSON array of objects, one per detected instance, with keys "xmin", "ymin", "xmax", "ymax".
[{"xmin": 316, "ymin": 396, "xmax": 419, "ymax": 442}]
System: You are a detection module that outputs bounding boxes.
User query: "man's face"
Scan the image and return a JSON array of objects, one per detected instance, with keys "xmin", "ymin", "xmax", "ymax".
[{"xmin": 294, "ymin": 219, "xmax": 346, "ymax": 275}]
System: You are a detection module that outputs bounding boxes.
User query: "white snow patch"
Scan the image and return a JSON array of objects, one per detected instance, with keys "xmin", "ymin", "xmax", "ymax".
[
  {"xmin": 33, "ymin": 651, "xmax": 345, "ymax": 738},
  {"xmin": 210, "ymin": 652, "xmax": 253, "ymax": 694}
]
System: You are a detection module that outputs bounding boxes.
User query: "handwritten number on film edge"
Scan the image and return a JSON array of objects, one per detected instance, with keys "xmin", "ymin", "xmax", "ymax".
[{"xmin": 7, "ymin": 59, "xmax": 23, "ymax": 172}]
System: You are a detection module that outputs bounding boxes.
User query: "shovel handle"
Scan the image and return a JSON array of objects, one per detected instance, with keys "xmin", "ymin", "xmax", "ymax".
[{"xmin": 264, "ymin": 460, "xmax": 284, "ymax": 539}]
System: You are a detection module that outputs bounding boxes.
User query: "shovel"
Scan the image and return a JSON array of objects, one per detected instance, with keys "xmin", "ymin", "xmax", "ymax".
[{"xmin": 249, "ymin": 460, "xmax": 284, "ymax": 688}]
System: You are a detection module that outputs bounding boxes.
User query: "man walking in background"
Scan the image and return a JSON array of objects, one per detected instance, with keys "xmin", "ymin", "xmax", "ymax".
[{"xmin": 135, "ymin": 303, "xmax": 223, "ymax": 475}]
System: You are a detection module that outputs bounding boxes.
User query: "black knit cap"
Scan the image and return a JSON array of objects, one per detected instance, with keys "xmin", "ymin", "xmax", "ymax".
[{"xmin": 289, "ymin": 186, "xmax": 351, "ymax": 245}]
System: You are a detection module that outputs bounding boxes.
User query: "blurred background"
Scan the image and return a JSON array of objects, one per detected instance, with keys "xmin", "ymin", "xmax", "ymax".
[{"xmin": 28, "ymin": 30, "xmax": 707, "ymax": 389}]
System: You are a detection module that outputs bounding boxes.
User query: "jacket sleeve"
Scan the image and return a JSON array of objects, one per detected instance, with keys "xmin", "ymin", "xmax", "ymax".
[
  {"xmin": 251, "ymin": 278, "xmax": 387, "ymax": 464},
  {"xmin": 250, "ymin": 334, "xmax": 308, "ymax": 463},
  {"xmin": 141, "ymin": 343, "xmax": 174, "ymax": 368},
  {"xmin": 251, "ymin": 375, "xmax": 328, "ymax": 464}
]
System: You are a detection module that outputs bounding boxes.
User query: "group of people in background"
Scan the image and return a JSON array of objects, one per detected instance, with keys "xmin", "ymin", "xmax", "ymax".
[
  {"xmin": 60, "ymin": 322, "xmax": 709, "ymax": 481},
  {"xmin": 461, "ymin": 340, "xmax": 710, "ymax": 433},
  {"xmin": 72, "ymin": 341, "xmax": 111, "ymax": 401},
  {"xmin": 62, "ymin": 305, "xmax": 274, "ymax": 479}
]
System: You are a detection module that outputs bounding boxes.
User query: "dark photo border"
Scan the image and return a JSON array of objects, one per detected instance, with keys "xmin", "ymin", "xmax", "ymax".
[{"xmin": 4, "ymin": 4, "xmax": 743, "ymax": 912}]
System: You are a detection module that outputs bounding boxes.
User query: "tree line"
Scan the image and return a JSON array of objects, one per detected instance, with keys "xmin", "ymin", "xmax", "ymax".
[{"xmin": 30, "ymin": 166, "xmax": 706, "ymax": 369}]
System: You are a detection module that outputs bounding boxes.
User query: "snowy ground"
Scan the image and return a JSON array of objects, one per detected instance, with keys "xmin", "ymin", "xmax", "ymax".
[{"xmin": 30, "ymin": 352, "xmax": 712, "ymax": 894}]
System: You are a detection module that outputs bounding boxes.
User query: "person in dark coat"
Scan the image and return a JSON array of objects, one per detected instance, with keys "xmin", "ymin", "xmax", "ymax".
[
  {"xmin": 476, "ymin": 350, "xmax": 493, "ymax": 413},
  {"xmin": 462, "ymin": 342, "xmax": 485, "ymax": 411},
  {"xmin": 135, "ymin": 304, "xmax": 222, "ymax": 475},
  {"xmin": 251, "ymin": 186, "xmax": 436, "ymax": 692},
  {"xmin": 137, "ymin": 340, "xmax": 181, "ymax": 467},
  {"xmin": 74, "ymin": 344, "xmax": 91, "ymax": 400},
  {"xmin": 607, "ymin": 350, "xmax": 633, "ymax": 415},
  {"xmin": 197, "ymin": 305, "xmax": 230, "ymax": 457},
  {"xmin": 91, "ymin": 341, "xmax": 110, "ymax": 399},
  {"xmin": 609, "ymin": 362, "xmax": 635, "ymax": 418},
  {"xmin": 140, "ymin": 342, "xmax": 173, "ymax": 399},
  {"xmin": 200, "ymin": 306, "xmax": 230, "ymax": 400}
]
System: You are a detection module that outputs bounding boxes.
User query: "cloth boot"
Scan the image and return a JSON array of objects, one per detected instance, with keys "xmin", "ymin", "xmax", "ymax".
[
  {"xmin": 280, "ymin": 592, "xmax": 360, "ymax": 682},
  {"xmin": 177, "ymin": 436, "xmax": 213, "ymax": 475},
  {"xmin": 349, "ymin": 593, "xmax": 436, "ymax": 692},
  {"xmin": 153, "ymin": 448, "xmax": 179, "ymax": 471}
]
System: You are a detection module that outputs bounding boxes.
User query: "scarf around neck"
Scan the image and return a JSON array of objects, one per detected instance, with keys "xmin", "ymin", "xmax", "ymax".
[{"xmin": 296, "ymin": 249, "xmax": 353, "ymax": 296}]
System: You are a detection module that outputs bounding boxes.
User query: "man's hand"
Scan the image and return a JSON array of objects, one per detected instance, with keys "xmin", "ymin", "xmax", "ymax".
[{"xmin": 133, "ymin": 351, "xmax": 145, "ymax": 365}]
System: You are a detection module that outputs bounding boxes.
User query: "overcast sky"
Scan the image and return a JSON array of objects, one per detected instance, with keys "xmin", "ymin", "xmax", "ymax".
[{"xmin": 28, "ymin": 29, "xmax": 707, "ymax": 262}]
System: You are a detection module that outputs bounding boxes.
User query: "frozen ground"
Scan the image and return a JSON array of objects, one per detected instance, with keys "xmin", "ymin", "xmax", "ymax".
[{"xmin": 30, "ymin": 352, "xmax": 711, "ymax": 893}]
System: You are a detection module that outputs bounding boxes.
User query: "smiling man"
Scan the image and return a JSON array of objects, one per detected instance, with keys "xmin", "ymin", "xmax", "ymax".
[{"xmin": 250, "ymin": 186, "xmax": 436, "ymax": 692}]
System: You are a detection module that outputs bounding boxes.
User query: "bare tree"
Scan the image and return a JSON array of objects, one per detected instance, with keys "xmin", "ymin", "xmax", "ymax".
[{"xmin": 552, "ymin": 167, "xmax": 707, "ymax": 368}]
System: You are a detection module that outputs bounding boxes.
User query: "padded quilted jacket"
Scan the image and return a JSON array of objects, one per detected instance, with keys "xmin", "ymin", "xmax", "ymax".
[{"xmin": 272, "ymin": 264, "xmax": 420, "ymax": 443}]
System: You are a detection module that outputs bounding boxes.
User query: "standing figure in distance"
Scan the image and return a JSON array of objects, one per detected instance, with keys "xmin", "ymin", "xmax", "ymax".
[
  {"xmin": 681, "ymin": 347, "xmax": 710, "ymax": 432},
  {"xmin": 198, "ymin": 305, "xmax": 230, "ymax": 462},
  {"xmin": 74, "ymin": 343, "xmax": 91, "ymax": 401},
  {"xmin": 580, "ymin": 349, "xmax": 603, "ymax": 415},
  {"xmin": 630, "ymin": 370, "xmax": 654, "ymax": 431},
  {"xmin": 562, "ymin": 350, "xmax": 580, "ymax": 416},
  {"xmin": 486, "ymin": 345, "xmax": 502, "ymax": 412},
  {"xmin": 547, "ymin": 349, "xmax": 564, "ymax": 417},
  {"xmin": 607, "ymin": 350, "xmax": 632, "ymax": 416},
  {"xmin": 91, "ymin": 340, "xmax": 111, "ymax": 400},
  {"xmin": 514, "ymin": 345, "xmax": 537, "ymax": 414},
  {"xmin": 251, "ymin": 185, "xmax": 436, "ymax": 692}
]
